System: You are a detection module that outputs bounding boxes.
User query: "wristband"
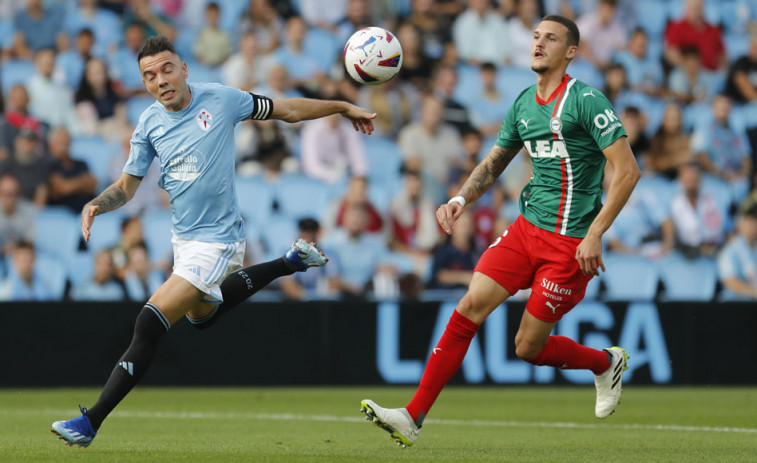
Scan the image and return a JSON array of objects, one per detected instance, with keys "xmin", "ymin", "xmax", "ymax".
[{"xmin": 448, "ymin": 196, "xmax": 466, "ymax": 207}]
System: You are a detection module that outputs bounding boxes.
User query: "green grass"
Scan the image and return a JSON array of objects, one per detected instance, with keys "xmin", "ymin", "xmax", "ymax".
[{"xmin": 1, "ymin": 386, "xmax": 756, "ymax": 462}]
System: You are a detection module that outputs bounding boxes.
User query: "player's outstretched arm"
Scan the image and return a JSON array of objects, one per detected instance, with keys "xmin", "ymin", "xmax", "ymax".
[
  {"xmin": 576, "ymin": 137, "xmax": 641, "ymax": 275},
  {"xmin": 437, "ymin": 145, "xmax": 521, "ymax": 234},
  {"xmin": 81, "ymin": 173, "xmax": 142, "ymax": 242},
  {"xmin": 270, "ymin": 98, "xmax": 377, "ymax": 134}
]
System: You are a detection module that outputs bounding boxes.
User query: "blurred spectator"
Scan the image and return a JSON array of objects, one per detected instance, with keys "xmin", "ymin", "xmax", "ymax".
[
  {"xmin": 280, "ymin": 218, "xmax": 340, "ymax": 300},
  {"xmin": 0, "ymin": 85, "xmax": 42, "ymax": 159},
  {"xmin": 0, "ymin": 0, "xmax": 24, "ymax": 20},
  {"xmin": 110, "ymin": 216, "xmax": 147, "ymax": 276},
  {"xmin": 646, "ymin": 103, "xmax": 692, "ymax": 178},
  {"xmin": 123, "ymin": 0, "xmax": 177, "ymax": 41},
  {"xmin": 10, "ymin": 0, "xmax": 64, "ymax": 59},
  {"xmin": 506, "ymin": 0, "xmax": 541, "ymax": 69},
  {"xmin": 692, "ymin": 95, "xmax": 752, "ymax": 203},
  {"xmin": 275, "ymin": 16, "xmax": 325, "ymax": 88},
  {"xmin": 122, "ymin": 243, "xmax": 163, "ymax": 301},
  {"xmin": 452, "ymin": 0, "xmax": 509, "ymax": 66},
  {"xmin": 323, "ymin": 203, "xmax": 400, "ymax": 298},
  {"xmin": 667, "ymin": 46, "xmax": 719, "ymax": 105},
  {"xmin": 358, "ymin": 76, "xmax": 416, "ymax": 138},
  {"xmin": 301, "ymin": 89, "xmax": 368, "ymax": 184},
  {"xmin": 620, "ymin": 106, "xmax": 650, "ymax": 163},
  {"xmin": 665, "ymin": 163, "xmax": 728, "ymax": 258},
  {"xmin": 388, "ymin": 168, "xmax": 440, "ymax": 277},
  {"xmin": 0, "ymin": 175, "xmax": 35, "ymax": 256},
  {"xmin": 222, "ymin": 31, "xmax": 276, "ymax": 92},
  {"xmin": 395, "ymin": 22, "xmax": 435, "ymax": 89},
  {"xmin": 664, "ymin": 0, "xmax": 725, "ymax": 71},
  {"xmin": 613, "ymin": 28, "xmax": 664, "ymax": 96},
  {"xmin": 429, "ymin": 211, "xmax": 477, "ymax": 289},
  {"xmin": 193, "ymin": 2, "xmax": 233, "ymax": 68},
  {"xmin": 431, "ymin": 65, "xmax": 473, "ymax": 134},
  {"xmin": 321, "ymin": 176, "xmax": 385, "ymax": 237},
  {"xmin": 109, "ymin": 23, "xmax": 148, "ymax": 96},
  {"xmin": 0, "ymin": 129, "xmax": 49, "ymax": 207},
  {"xmin": 75, "ymin": 58, "xmax": 127, "ymax": 138},
  {"xmin": 0, "ymin": 241, "xmax": 53, "ymax": 301},
  {"xmin": 235, "ymin": 119, "xmax": 295, "ymax": 178},
  {"xmin": 403, "ymin": 0, "xmax": 453, "ymax": 60},
  {"xmin": 724, "ymin": 32, "xmax": 757, "ymax": 104},
  {"xmin": 46, "ymin": 128, "xmax": 97, "ymax": 213},
  {"xmin": 575, "ymin": 0, "xmax": 627, "ymax": 71},
  {"xmin": 62, "ymin": 0, "xmax": 121, "ymax": 58},
  {"xmin": 299, "ymin": 0, "xmax": 348, "ymax": 30},
  {"xmin": 70, "ymin": 248, "xmax": 126, "ymax": 301},
  {"xmin": 56, "ymin": 28, "xmax": 95, "ymax": 91},
  {"xmin": 717, "ymin": 202, "xmax": 757, "ymax": 300},
  {"xmin": 239, "ymin": 0, "xmax": 284, "ymax": 55},
  {"xmin": 108, "ymin": 126, "xmax": 166, "ymax": 217},
  {"xmin": 469, "ymin": 62, "xmax": 511, "ymax": 138},
  {"xmin": 398, "ymin": 95, "xmax": 464, "ymax": 202},
  {"xmin": 336, "ymin": 0, "xmax": 373, "ymax": 45},
  {"xmin": 27, "ymin": 49, "xmax": 79, "ymax": 134},
  {"xmin": 604, "ymin": 168, "xmax": 673, "ymax": 259}
]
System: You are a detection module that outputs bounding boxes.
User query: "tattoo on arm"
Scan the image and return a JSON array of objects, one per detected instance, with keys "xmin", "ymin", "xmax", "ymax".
[
  {"xmin": 90, "ymin": 184, "xmax": 127, "ymax": 215},
  {"xmin": 459, "ymin": 145, "xmax": 520, "ymax": 204}
]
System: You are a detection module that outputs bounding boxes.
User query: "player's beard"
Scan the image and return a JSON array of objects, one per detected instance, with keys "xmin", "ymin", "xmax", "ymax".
[{"xmin": 531, "ymin": 61, "xmax": 549, "ymax": 74}]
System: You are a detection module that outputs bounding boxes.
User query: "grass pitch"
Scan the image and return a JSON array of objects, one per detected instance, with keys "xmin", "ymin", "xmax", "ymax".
[{"xmin": 1, "ymin": 386, "xmax": 755, "ymax": 462}]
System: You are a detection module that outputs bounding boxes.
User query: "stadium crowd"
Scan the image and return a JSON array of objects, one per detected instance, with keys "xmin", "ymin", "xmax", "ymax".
[{"xmin": 1, "ymin": 0, "xmax": 757, "ymax": 302}]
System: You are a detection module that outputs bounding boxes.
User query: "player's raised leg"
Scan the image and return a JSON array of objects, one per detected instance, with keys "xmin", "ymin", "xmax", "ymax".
[{"xmin": 361, "ymin": 272, "xmax": 510, "ymax": 446}]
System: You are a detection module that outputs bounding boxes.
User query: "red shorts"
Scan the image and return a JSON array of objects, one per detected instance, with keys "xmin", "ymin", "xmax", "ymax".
[{"xmin": 475, "ymin": 215, "xmax": 593, "ymax": 323}]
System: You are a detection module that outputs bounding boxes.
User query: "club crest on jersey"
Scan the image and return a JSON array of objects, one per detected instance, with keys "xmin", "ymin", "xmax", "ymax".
[
  {"xmin": 196, "ymin": 108, "xmax": 213, "ymax": 131},
  {"xmin": 550, "ymin": 116, "xmax": 562, "ymax": 133}
]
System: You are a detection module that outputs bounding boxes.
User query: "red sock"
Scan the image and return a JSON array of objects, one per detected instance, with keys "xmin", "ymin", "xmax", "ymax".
[
  {"xmin": 527, "ymin": 335, "xmax": 611, "ymax": 374},
  {"xmin": 405, "ymin": 310, "xmax": 479, "ymax": 422}
]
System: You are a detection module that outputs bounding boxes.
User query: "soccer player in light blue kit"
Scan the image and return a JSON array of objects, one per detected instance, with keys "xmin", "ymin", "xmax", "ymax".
[{"xmin": 51, "ymin": 36, "xmax": 377, "ymax": 448}]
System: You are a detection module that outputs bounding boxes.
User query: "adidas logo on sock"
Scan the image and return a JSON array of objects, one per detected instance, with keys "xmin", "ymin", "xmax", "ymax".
[{"xmin": 119, "ymin": 361, "xmax": 134, "ymax": 376}]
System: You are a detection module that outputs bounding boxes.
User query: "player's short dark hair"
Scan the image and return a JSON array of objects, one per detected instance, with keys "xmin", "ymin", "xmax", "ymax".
[
  {"xmin": 480, "ymin": 62, "xmax": 497, "ymax": 73},
  {"xmin": 542, "ymin": 15, "xmax": 580, "ymax": 46},
  {"xmin": 206, "ymin": 2, "xmax": 220, "ymax": 12},
  {"xmin": 298, "ymin": 218, "xmax": 320, "ymax": 233},
  {"xmin": 137, "ymin": 35, "xmax": 178, "ymax": 63},
  {"xmin": 78, "ymin": 28, "xmax": 94, "ymax": 39},
  {"xmin": 623, "ymin": 106, "xmax": 641, "ymax": 117},
  {"xmin": 681, "ymin": 46, "xmax": 700, "ymax": 58}
]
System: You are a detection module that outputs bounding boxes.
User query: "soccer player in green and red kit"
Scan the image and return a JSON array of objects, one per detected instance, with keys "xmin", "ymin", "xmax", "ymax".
[{"xmin": 360, "ymin": 14, "xmax": 641, "ymax": 447}]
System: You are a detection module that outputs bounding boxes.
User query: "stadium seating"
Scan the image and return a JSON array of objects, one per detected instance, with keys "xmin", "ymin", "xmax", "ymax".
[
  {"xmin": 142, "ymin": 210, "xmax": 174, "ymax": 264},
  {"xmin": 497, "ymin": 67, "xmax": 535, "ymax": 100},
  {"xmin": 0, "ymin": 60, "xmax": 35, "ymax": 97},
  {"xmin": 70, "ymin": 136, "xmax": 118, "ymax": 192},
  {"xmin": 259, "ymin": 215, "xmax": 298, "ymax": 260},
  {"xmin": 658, "ymin": 255, "xmax": 717, "ymax": 301},
  {"xmin": 273, "ymin": 175, "xmax": 332, "ymax": 221},
  {"xmin": 66, "ymin": 250, "xmax": 96, "ymax": 287},
  {"xmin": 637, "ymin": 0, "xmax": 670, "ymax": 38},
  {"xmin": 126, "ymin": 96, "xmax": 156, "ymax": 126},
  {"xmin": 362, "ymin": 136, "xmax": 403, "ymax": 194},
  {"xmin": 86, "ymin": 210, "xmax": 124, "ymax": 253},
  {"xmin": 34, "ymin": 253, "xmax": 68, "ymax": 300},
  {"xmin": 602, "ymin": 253, "xmax": 660, "ymax": 301},
  {"xmin": 34, "ymin": 207, "xmax": 81, "ymax": 262},
  {"xmin": 235, "ymin": 176, "xmax": 275, "ymax": 227}
]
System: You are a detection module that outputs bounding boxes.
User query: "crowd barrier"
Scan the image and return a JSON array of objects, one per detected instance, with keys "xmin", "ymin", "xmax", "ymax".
[{"xmin": 1, "ymin": 300, "xmax": 755, "ymax": 387}]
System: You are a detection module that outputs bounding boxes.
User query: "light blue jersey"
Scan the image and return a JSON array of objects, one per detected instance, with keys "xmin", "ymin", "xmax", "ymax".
[{"xmin": 124, "ymin": 83, "xmax": 272, "ymax": 243}]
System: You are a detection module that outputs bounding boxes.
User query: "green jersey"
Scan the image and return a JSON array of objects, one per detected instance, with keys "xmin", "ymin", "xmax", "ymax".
[{"xmin": 496, "ymin": 75, "xmax": 627, "ymax": 238}]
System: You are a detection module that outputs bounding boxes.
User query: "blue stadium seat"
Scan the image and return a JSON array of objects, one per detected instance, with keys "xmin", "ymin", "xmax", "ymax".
[
  {"xmin": 126, "ymin": 96, "xmax": 155, "ymax": 126},
  {"xmin": 186, "ymin": 60, "xmax": 221, "ymax": 84},
  {"xmin": 259, "ymin": 215, "xmax": 298, "ymax": 260},
  {"xmin": 635, "ymin": 174, "xmax": 676, "ymax": 217},
  {"xmin": 637, "ymin": 0, "xmax": 670, "ymax": 39},
  {"xmin": 34, "ymin": 207, "xmax": 80, "ymax": 261},
  {"xmin": 568, "ymin": 60, "xmax": 603, "ymax": 89},
  {"xmin": 1, "ymin": 59, "xmax": 35, "ymax": 96},
  {"xmin": 602, "ymin": 253, "xmax": 659, "ymax": 301},
  {"xmin": 273, "ymin": 175, "xmax": 331, "ymax": 221},
  {"xmin": 66, "ymin": 250, "xmax": 95, "ymax": 287},
  {"xmin": 304, "ymin": 27, "xmax": 340, "ymax": 72},
  {"xmin": 142, "ymin": 210, "xmax": 173, "ymax": 264},
  {"xmin": 659, "ymin": 255, "xmax": 717, "ymax": 301},
  {"xmin": 86, "ymin": 210, "xmax": 124, "ymax": 253},
  {"xmin": 235, "ymin": 176, "xmax": 275, "ymax": 228},
  {"xmin": 71, "ymin": 136, "xmax": 118, "ymax": 191},
  {"xmin": 453, "ymin": 63, "xmax": 482, "ymax": 104},
  {"xmin": 721, "ymin": 0, "xmax": 753, "ymax": 34},
  {"xmin": 725, "ymin": 32, "xmax": 750, "ymax": 60},
  {"xmin": 363, "ymin": 136, "xmax": 402, "ymax": 193},
  {"xmin": 35, "ymin": 253, "xmax": 68, "ymax": 300},
  {"xmin": 497, "ymin": 67, "xmax": 535, "ymax": 100}
]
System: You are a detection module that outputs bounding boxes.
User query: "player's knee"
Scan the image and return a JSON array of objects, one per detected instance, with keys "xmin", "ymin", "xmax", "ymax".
[
  {"xmin": 455, "ymin": 292, "xmax": 493, "ymax": 325},
  {"xmin": 514, "ymin": 338, "xmax": 543, "ymax": 361}
]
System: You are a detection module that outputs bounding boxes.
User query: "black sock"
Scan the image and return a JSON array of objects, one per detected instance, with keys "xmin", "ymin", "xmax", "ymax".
[
  {"xmin": 85, "ymin": 303, "xmax": 170, "ymax": 430},
  {"xmin": 187, "ymin": 258, "xmax": 294, "ymax": 330}
]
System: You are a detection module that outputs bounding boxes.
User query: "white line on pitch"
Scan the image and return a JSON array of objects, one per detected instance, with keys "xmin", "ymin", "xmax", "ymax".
[{"xmin": 31, "ymin": 409, "xmax": 751, "ymax": 434}]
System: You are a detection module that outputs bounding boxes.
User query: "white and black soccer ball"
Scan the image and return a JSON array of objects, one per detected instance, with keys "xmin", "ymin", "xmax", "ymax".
[{"xmin": 343, "ymin": 26, "xmax": 403, "ymax": 85}]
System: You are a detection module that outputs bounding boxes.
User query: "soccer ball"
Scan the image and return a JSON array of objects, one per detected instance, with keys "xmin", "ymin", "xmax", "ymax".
[{"xmin": 344, "ymin": 27, "xmax": 403, "ymax": 85}]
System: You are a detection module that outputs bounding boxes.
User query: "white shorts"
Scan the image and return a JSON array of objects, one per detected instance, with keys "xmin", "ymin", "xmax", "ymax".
[{"xmin": 171, "ymin": 234, "xmax": 246, "ymax": 303}]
